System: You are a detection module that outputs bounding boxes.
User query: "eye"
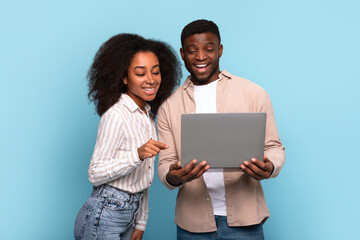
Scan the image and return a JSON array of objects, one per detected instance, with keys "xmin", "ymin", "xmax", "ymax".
[
  {"xmin": 135, "ymin": 73, "xmax": 145, "ymax": 77},
  {"xmin": 152, "ymin": 71, "xmax": 160, "ymax": 75},
  {"xmin": 206, "ymin": 49, "xmax": 214, "ymax": 52}
]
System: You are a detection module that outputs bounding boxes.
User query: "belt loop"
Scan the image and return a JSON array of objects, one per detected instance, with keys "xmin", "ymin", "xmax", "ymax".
[{"xmin": 96, "ymin": 184, "xmax": 105, "ymax": 197}]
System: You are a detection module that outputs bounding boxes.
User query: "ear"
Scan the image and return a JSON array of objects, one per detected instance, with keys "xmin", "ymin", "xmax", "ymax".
[
  {"xmin": 123, "ymin": 76, "xmax": 128, "ymax": 85},
  {"xmin": 218, "ymin": 44, "xmax": 223, "ymax": 58},
  {"xmin": 180, "ymin": 48, "xmax": 185, "ymax": 61}
]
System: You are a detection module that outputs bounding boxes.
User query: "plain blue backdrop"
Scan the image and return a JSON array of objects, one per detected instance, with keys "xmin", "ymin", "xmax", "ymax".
[{"xmin": 1, "ymin": 0, "xmax": 359, "ymax": 239}]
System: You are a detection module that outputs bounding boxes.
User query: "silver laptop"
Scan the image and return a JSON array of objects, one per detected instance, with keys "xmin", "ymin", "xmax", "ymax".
[{"xmin": 181, "ymin": 113, "xmax": 266, "ymax": 168}]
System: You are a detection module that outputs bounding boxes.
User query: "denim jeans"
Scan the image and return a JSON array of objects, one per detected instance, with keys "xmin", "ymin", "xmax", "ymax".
[
  {"xmin": 74, "ymin": 185, "xmax": 143, "ymax": 240},
  {"xmin": 177, "ymin": 216, "xmax": 264, "ymax": 240}
]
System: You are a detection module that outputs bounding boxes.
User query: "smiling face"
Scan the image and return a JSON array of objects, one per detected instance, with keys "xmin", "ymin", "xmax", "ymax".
[
  {"xmin": 180, "ymin": 32, "xmax": 223, "ymax": 85},
  {"xmin": 123, "ymin": 51, "xmax": 161, "ymax": 111}
]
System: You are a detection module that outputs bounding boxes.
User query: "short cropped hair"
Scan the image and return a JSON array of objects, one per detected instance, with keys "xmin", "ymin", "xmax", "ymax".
[{"xmin": 181, "ymin": 19, "xmax": 221, "ymax": 46}]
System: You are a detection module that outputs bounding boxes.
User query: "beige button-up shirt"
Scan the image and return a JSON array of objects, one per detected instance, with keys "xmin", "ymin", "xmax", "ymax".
[{"xmin": 157, "ymin": 70, "xmax": 285, "ymax": 233}]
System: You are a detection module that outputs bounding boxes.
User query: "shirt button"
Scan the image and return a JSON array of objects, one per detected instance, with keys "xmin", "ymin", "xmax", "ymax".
[{"xmin": 207, "ymin": 198, "xmax": 210, "ymax": 201}]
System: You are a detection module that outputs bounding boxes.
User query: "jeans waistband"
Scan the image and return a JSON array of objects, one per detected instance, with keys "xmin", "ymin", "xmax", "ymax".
[{"xmin": 91, "ymin": 184, "xmax": 143, "ymax": 201}]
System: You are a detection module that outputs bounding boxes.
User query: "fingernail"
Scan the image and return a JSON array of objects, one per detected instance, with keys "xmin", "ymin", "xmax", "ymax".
[
  {"xmin": 252, "ymin": 158, "xmax": 256, "ymax": 162},
  {"xmin": 240, "ymin": 165, "xmax": 245, "ymax": 169},
  {"xmin": 244, "ymin": 161, "xmax": 249, "ymax": 165}
]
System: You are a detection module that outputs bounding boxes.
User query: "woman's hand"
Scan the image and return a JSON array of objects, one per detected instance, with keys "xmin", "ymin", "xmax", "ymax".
[
  {"xmin": 131, "ymin": 229, "xmax": 144, "ymax": 240},
  {"xmin": 137, "ymin": 139, "xmax": 168, "ymax": 161}
]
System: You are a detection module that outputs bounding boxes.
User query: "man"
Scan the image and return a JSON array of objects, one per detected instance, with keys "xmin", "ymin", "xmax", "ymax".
[{"xmin": 157, "ymin": 19, "xmax": 285, "ymax": 239}]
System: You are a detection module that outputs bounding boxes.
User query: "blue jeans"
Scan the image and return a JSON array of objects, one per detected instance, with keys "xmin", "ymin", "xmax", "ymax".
[
  {"xmin": 74, "ymin": 185, "xmax": 143, "ymax": 240},
  {"xmin": 177, "ymin": 216, "xmax": 264, "ymax": 240}
]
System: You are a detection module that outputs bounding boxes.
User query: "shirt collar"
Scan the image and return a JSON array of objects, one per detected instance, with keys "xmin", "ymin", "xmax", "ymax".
[{"xmin": 120, "ymin": 94, "xmax": 151, "ymax": 114}]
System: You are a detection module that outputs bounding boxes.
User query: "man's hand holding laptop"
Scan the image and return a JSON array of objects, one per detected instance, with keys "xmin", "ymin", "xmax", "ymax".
[
  {"xmin": 241, "ymin": 155, "xmax": 274, "ymax": 180},
  {"xmin": 166, "ymin": 160, "xmax": 210, "ymax": 186}
]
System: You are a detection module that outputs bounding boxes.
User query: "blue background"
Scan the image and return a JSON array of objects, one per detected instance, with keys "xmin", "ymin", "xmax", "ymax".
[{"xmin": 1, "ymin": 0, "xmax": 359, "ymax": 239}]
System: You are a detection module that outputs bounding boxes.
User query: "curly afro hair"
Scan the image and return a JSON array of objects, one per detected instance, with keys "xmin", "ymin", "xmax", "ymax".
[{"xmin": 87, "ymin": 33, "xmax": 182, "ymax": 117}]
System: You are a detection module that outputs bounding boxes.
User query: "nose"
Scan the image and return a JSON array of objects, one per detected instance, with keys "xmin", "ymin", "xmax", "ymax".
[
  {"xmin": 195, "ymin": 49, "xmax": 207, "ymax": 61},
  {"xmin": 145, "ymin": 72, "xmax": 156, "ymax": 85}
]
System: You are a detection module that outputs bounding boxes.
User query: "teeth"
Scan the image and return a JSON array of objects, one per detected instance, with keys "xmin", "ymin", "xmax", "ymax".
[
  {"xmin": 196, "ymin": 64, "xmax": 207, "ymax": 68},
  {"xmin": 143, "ymin": 87, "xmax": 155, "ymax": 92}
]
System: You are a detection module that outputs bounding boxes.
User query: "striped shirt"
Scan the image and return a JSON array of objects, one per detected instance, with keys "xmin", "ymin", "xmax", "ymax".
[{"xmin": 88, "ymin": 93, "xmax": 157, "ymax": 231}]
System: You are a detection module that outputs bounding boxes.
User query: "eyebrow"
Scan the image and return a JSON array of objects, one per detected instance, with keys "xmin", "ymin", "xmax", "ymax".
[
  {"xmin": 186, "ymin": 42, "xmax": 216, "ymax": 48},
  {"xmin": 134, "ymin": 64, "xmax": 160, "ymax": 70}
]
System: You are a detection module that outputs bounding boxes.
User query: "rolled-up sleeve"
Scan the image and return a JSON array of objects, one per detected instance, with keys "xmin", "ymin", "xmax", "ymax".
[
  {"xmin": 134, "ymin": 189, "xmax": 149, "ymax": 231},
  {"xmin": 157, "ymin": 102, "xmax": 183, "ymax": 190},
  {"xmin": 258, "ymin": 90, "xmax": 285, "ymax": 178}
]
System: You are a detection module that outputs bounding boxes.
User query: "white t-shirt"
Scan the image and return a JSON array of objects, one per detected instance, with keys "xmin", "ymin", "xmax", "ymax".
[{"xmin": 193, "ymin": 79, "xmax": 227, "ymax": 216}]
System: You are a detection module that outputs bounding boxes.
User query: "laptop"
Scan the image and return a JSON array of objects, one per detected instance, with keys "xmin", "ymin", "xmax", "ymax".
[{"xmin": 181, "ymin": 113, "xmax": 266, "ymax": 168}]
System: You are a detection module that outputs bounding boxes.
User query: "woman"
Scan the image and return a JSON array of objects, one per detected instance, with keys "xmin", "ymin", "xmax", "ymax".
[{"xmin": 74, "ymin": 33, "xmax": 181, "ymax": 240}]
